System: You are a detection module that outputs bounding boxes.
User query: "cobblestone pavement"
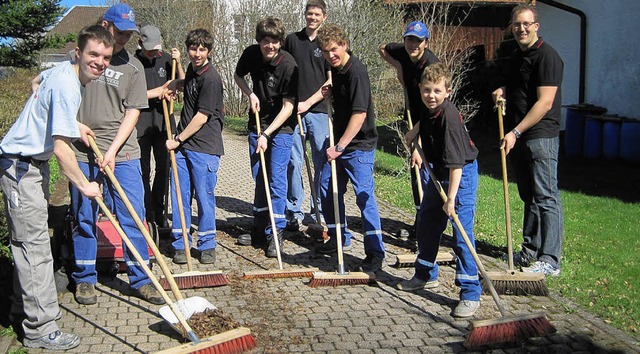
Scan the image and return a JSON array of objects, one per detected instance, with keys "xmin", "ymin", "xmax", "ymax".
[{"xmin": 7, "ymin": 129, "xmax": 639, "ymax": 353}]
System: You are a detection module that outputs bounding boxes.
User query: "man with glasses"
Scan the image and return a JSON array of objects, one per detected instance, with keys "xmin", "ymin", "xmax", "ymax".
[{"xmin": 492, "ymin": 4, "xmax": 564, "ymax": 276}]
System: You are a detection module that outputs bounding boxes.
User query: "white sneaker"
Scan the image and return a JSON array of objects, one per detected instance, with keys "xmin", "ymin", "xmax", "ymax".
[
  {"xmin": 452, "ymin": 300, "xmax": 480, "ymax": 318},
  {"xmin": 523, "ymin": 261, "xmax": 561, "ymax": 276},
  {"xmin": 23, "ymin": 331, "xmax": 80, "ymax": 350}
]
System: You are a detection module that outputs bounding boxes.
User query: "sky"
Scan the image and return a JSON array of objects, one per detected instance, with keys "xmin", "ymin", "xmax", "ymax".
[{"xmin": 60, "ymin": 0, "xmax": 107, "ymax": 11}]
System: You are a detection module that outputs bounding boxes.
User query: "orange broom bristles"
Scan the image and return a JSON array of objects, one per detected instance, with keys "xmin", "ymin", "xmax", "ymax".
[
  {"xmin": 155, "ymin": 327, "xmax": 256, "ymax": 354},
  {"xmin": 307, "ymin": 271, "xmax": 376, "ymax": 288},
  {"xmin": 242, "ymin": 268, "xmax": 318, "ymax": 279},
  {"xmin": 159, "ymin": 272, "xmax": 229, "ymax": 290},
  {"xmin": 464, "ymin": 312, "xmax": 556, "ymax": 348}
]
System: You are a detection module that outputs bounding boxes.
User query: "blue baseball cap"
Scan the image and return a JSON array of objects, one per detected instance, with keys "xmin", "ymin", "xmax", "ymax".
[
  {"xmin": 103, "ymin": 4, "xmax": 139, "ymax": 33},
  {"xmin": 403, "ymin": 21, "xmax": 429, "ymax": 40}
]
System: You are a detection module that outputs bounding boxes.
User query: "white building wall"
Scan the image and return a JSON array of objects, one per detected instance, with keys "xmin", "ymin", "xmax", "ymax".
[{"xmin": 537, "ymin": 0, "xmax": 640, "ymax": 118}]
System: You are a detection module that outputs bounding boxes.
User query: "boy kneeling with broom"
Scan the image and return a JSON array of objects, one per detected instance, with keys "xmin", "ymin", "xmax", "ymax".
[{"xmin": 397, "ymin": 63, "xmax": 481, "ymax": 318}]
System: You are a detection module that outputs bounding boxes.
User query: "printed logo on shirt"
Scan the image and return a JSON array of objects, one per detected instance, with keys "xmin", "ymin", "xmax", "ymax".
[
  {"xmin": 267, "ymin": 74, "xmax": 276, "ymax": 88},
  {"xmin": 96, "ymin": 68, "xmax": 125, "ymax": 87},
  {"xmin": 158, "ymin": 67, "xmax": 166, "ymax": 78},
  {"xmin": 313, "ymin": 48, "xmax": 322, "ymax": 58}
]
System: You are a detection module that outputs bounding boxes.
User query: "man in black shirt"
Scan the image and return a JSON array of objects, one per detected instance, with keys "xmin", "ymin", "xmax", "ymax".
[
  {"xmin": 234, "ymin": 17, "xmax": 298, "ymax": 257},
  {"xmin": 492, "ymin": 4, "xmax": 564, "ymax": 276},
  {"xmin": 316, "ymin": 24, "xmax": 385, "ymax": 273}
]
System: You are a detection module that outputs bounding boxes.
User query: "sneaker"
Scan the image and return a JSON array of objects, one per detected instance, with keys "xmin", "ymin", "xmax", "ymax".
[
  {"xmin": 136, "ymin": 284, "xmax": 165, "ymax": 305},
  {"xmin": 23, "ymin": 331, "xmax": 80, "ymax": 350},
  {"xmin": 316, "ymin": 238, "xmax": 351, "ymax": 254},
  {"xmin": 286, "ymin": 218, "xmax": 302, "ymax": 232},
  {"xmin": 357, "ymin": 254, "xmax": 384, "ymax": 273},
  {"xmin": 75, "ymin": 282, "xmax": 97, "ymax": 305},
  {"xmin": 199, "ymin": 249, "xmax": 216, "ymax": 264},
  {"xmin": 503, "ymin": 251, "xmax": 534, "ymax": 267},
  {"xmin": 396, "ymin": 228, "xmax": 410, "ymax": 240},
  {"xmin": 396, "ymin": 276, "xmax": 439, "ymax": 291},
  {"xmin": 523, "ymin": 261, "xmax": 561, "ymax": 276},
  {"xmin": 173, "ymin": 249, "xmax": 187, "ymax": 264},
  {"xmin": 452, "ymin": 300, "xmax": 480, "ymax": 318},
  {"xmin": 265, "ymin": 231, "xmax": 285, "ymax": 258}
]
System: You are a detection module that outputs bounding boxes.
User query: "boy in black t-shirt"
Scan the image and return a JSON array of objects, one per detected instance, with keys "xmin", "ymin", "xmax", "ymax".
[
  {"xmin": 234, "ymin": 17, "xmax": 298, "ymax": 258},
  {"xmin": 397, "ymin": 63, "xmax": 481, "ymax": 318},
  {"xmin": 379, "ymin": 21, "xmax": 440, "ymax": 242},
  {"xmin": 164, "ymin": 28, "xmax": 225, "ymax": 265},
  {"xmin": 315, "ymin": 24, "xmax": 385, "ymax": 273}
]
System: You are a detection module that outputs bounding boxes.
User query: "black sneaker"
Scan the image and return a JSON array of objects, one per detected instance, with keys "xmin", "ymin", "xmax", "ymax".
[
  {"xmin": 502, "ymin": 251, "xmax": 534, "ymax": 267},
  {"xmin": 136, "ymin": 284, "xmax": 165, "ymax": 305},
  {"xmin": 357, "ymin": 254, "xmax": 384, "ymax": 273},
  {"xmin": 75, "ymin": 282, "xmax": 97, "ymax": 305},
  {"xmin": 286, "ymin": 218, "xmax": 302, "ymax": 232},
  {"xmin": 265, "ymin": 231, "xmax": 284, "ymax": 258},
  {"xmin": 23, "ymin": 331, "xmax": 80, "ymax": 350},
  {"xmin": 236, "ymin": 233, "xmax": 252, "ymax": 246},
  {"xmin": 199, "ymin": 248, "xmax": 216, "ymax": 264},
  {"xmin": 173, "ymin": 249, "xmax": 187, "ymax": 264},
  {"xmin": 396, "ymin": 228, "xmax": 410, "ymax": 240}
]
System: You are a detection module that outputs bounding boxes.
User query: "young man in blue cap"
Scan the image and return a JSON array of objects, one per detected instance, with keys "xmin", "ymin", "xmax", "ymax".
[
  {"xmin": 379, "ymin": 21, "xmax": 440, "ymax": 244},
  {"xmin": 70, "ymin": 3, "xmax": 164, "ymax": 306},
  {"xmin": 1, "ymin": 25, "xmax": 113, "ymax": 350}
]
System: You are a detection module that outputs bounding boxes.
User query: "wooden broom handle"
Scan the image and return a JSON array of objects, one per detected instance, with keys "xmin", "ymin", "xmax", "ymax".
[
  {"xmin": 169, "ymin": 58, "xmax": 177, "ymax": 115},
  {"xmin": 496, "ymin": 99, "xmax": 515, "ymax": 271},
  {"xmin": 404, "ymin": 89, "xmax": 423, "ymax": 202},
  {"xmin": 326, "ymin": 99, "xmax": 346, "ymax": 274}
]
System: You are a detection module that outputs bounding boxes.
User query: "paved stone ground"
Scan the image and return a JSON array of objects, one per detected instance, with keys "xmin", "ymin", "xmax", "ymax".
[{"xmin": 6, "ymin": 129, "xmax": 639, "ymax": 353}]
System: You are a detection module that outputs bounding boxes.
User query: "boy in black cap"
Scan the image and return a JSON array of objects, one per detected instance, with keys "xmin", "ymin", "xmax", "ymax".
[{"xmin": 234, "ymin": 17, "xmax": 298, "ymax": 258}]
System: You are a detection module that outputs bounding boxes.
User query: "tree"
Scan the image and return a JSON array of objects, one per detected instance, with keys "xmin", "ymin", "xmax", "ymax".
[{"xmin": 0, "ymin": 0, "xmax": 65, "ymax": 68}]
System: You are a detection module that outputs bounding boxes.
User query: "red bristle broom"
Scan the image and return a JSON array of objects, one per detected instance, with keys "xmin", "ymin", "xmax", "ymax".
[
  {"xmin": 159, "ymin": 99, "xmax": 229, "ymax": 289},
  {"xmin": 242, "ymin": 111, "xmax": 318, "ymax": 279},
  {"xmin": 483, "ymin": 98, "xmax": 548, "ymax": 296},
  {"xmin": 83, "ymin": 177, "xmax": 256, "ymax": 354},
  {"xmin": 414, "ymin": 144, "xmax": 555, "ymax": 348},
  {"xmin": 308, "ymin": 95, "xmax": 375, "ymax": 287}
]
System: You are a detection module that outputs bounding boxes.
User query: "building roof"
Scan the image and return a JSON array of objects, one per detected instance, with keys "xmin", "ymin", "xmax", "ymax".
[{"xmin": 46, "ymin": 6, "xmax": 108, "ymax": 55}]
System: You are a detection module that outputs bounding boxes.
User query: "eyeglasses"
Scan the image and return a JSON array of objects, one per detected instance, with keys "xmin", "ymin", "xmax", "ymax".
[{"xmin": 512, "ymin": 21, "xmax": 537, "ymax": 29}]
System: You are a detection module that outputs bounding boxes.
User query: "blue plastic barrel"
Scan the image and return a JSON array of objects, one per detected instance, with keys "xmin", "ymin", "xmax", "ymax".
[
  {"xmin": 620, "ymin": 118, "xmax": 640, "ymax": 162},
  {"xmin": 564, "ymin": 104, "xmax": 606, "ymax": 157},
  {"xmin": 583, "ymin": 115, "xmax": 602, "ymax": 159},
  {"xmin": 601, "ymin": 115, "xmax": 622, "ymax": 160}
]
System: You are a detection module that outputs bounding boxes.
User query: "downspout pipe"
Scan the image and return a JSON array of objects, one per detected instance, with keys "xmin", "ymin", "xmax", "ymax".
[{"xmin": 536, "ymin": 0, "xmax": 586, "ymax": 103}]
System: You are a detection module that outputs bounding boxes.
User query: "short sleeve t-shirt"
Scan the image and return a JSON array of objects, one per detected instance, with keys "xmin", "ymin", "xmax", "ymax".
[
  {"xmin": 0, "ymin": 61, "xmax": 81, "ymax": 161},
  {"xmin": 235, "ymin": 45, "xmax": 298, "ymax": 135},
  {"xmin": 177, "ymin": 61, "xmax": 225, "ymax": 156},
  {"xmin": 284, "ymin": 29, "xmax": 330, "ymax": 114},
  {"xmin": 74, "ymin": 48, "xmax": 148, "ymax": 162},
  {"xmin": 419, "ymin": 99, "xmax": 478, "ymax": 169},
  {"xmin": 135, "ymin": 49, "xmax": 173, "ymax": 137},
  {"xmin": 385, "ymin": 42, "xmax": 440, "ymax": 119},
  {"xmin": 330, "ymin": 55, "xmax": 377, "ymax": 152},
  {"xmin": 505, "ymin": 38, "xmax": 563, "ymax": 140}
]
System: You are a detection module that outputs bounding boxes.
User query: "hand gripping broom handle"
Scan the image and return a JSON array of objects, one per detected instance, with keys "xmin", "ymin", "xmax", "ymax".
[
  {"xmin": 297, "ymin": 114, "xmax": 323, "ymax": 225},
  {"xmin": 496, "ymin": 99, "xmax": 515, "ymax": 271},
  {"xmin": 87, "ymin": 136, "xmax": 184, "ymax": 301},
  {"xmin": 90, "ymin": 192, "xmax": 200, "ymax": 343},
  {"xmin": 162, "ymin": 99, "xmax": 194, "ymax": 271},
  {"xmin": 414, "ymin": 144, "xmax": 507, "ymax": 316},
  {"xmin": 404, "ymin": 89, "xmax": 423, "ymax": 202},
  {"xmin": 327, "ymin": 99, "xmax": 346, "ymax": 275},
  {"xmin": 254, "ymin": 111, "xmax": 284, "ymax": 269}
]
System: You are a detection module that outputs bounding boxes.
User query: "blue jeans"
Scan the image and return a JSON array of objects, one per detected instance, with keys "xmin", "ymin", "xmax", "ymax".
[
  {"xmin": 320, "ymin": 149, "xmax": 385, "ymax": 258},
  {"xmin": 410, "ymin": 164, "xmax": 430, "ymax": 229},
  {"xmin": 170, "ymin": 149, "xmax": 220, "ymax": 251},
  {"xmin": 138, "ymin": 129, "xmax": 168, "ymax": 224},
  {"xmin": 70, "ymin": 160, "xmax": 150, "ymax": 290},
  {"xmin": 286, "ymin": 112, "xmax": 328, "ymax": 222},
  {"xmin": 511, "ymin": 137, "xmax": 564, "ymax": 267},
  {"xmin": 414, "ymin": 161, "xmax": 480, "ymax": 301},
  {"xmin": 249, "ymin": 133, "xmax": 293, "ymax": 236}
]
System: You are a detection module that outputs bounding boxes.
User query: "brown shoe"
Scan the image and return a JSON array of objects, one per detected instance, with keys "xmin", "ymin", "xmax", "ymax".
[
  {"xmin": 75, "ymin": 282, "xmax": 97, "ymax": 305},
  {"xmin": 136, "ymin": 284, "xmax": 164, "ymax": 305}
]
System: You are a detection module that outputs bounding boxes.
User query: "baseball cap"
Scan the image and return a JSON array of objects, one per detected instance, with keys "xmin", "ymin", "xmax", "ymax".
[
  {"xmin": 103, "ymin": 4, "xmax": 139, "ymax": 33},
  {"xmin": 140, "ymin": 25, "xmax": 162, "ymax": 51},
  {"xmin": 403, "ymin": 21, "xmax": 429, "ymax": 40}
]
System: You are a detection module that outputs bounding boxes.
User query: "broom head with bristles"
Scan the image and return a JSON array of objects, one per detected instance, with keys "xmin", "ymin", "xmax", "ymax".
[
  {"xmin": 242, "ymin": 268, "xmax": 319, "ymax": 279},
  {"xmin": 464, "ymin": 312, "xmax": 556, "ymax": 348},
  {"xmin": 483, "ymin": 270, "xmax": 549, "ymax": 296},
  {"xmin": 155, "ymin": 327, "xmax": 256, "ymax": 354},
  {"xmin": 393, "ymin": 251, "xmax": 457, "ymax": 268},
  {"xmin": 159, "ymin": 271, "xmax": 229, "ymax": 290},
  {"xmin": 308, "ymin": 271, "xmax": 376, "ymax": 287}
]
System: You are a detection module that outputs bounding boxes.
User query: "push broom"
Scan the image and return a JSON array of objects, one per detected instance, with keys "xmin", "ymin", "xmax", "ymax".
[
  {"xmin": 483, "ymin": 98, "xmax": 548, "ymax": 296},
  {"xmin": 81, "ymin": 177, "xmax": 256, "ymax": 354},
  {"xmin": 87, "ymin": 136, "xmax": 228, "ymax": 290},
  {"xmin": 308, "ymin": 98, "xmax": 375, "ymax": 287},
  {"xmin": 159, "ymin": 99, "xmax": 229, "ymax": 289},
  {"xmin": 414, "ymin": 144, "xmax": 555, "ymax": 348},
  {"xmin": 242, "ymin": 111, "xmax": 318, "ymax": 279},
  {"xmin": 394, "ymin": 90, "xmax": 455, "ymax": 268},
  {"xmin": 296, "ymin": 114, "xmax": 328, "ymax": 240}
]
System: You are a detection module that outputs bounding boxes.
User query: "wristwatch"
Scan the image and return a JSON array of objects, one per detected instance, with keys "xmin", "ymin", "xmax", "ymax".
[
  {"xmin": 175, "ymin": 135, "xmax": 183, "ymax": 145},
  {"xmin": 335, "ymin": 144, "xmax": 345, "ymax": 152},
  {"xmin": 511, "ymin": 128, "xmax": 522, "ymax": 139}
]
